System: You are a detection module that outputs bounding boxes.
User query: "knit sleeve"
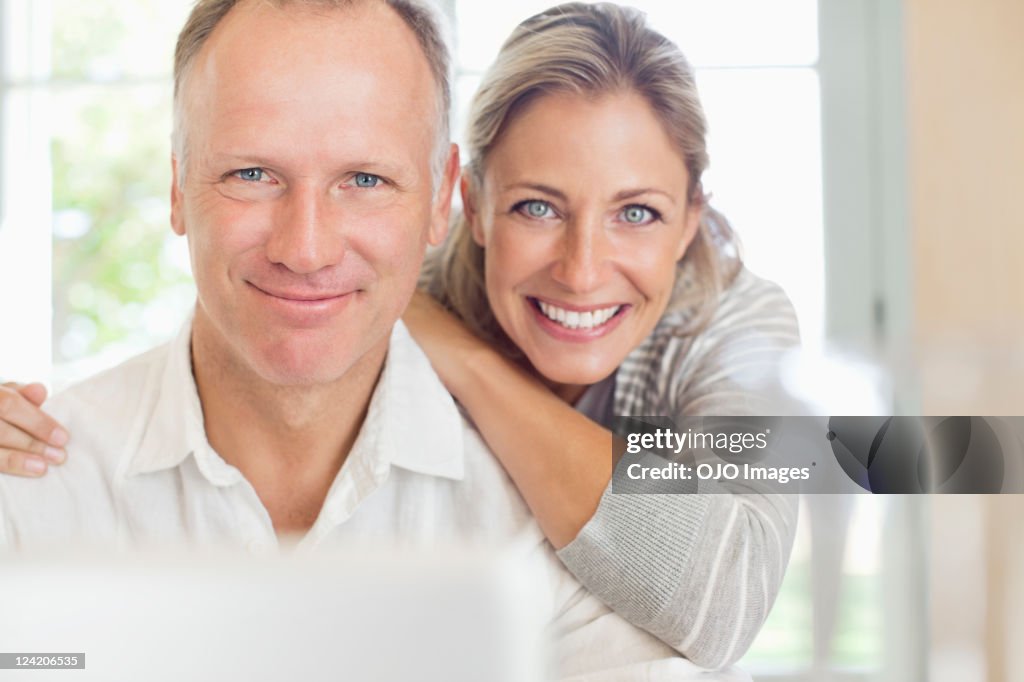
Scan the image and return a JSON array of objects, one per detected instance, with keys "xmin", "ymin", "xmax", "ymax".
[{"xmin": 556, "ymin": 272, "xmax": 801, "ymax": 669}]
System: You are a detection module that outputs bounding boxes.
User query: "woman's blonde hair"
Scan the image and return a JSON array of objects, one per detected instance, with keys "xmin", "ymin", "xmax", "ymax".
[{"xmin": 424, "ymin": 2, "xmax": 742, "ymax": 359}]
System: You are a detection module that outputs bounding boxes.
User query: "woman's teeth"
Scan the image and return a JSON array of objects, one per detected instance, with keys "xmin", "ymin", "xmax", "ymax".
[{"xmin": 537, "ymin": 300, "xmax": 622, "ymax": 330}]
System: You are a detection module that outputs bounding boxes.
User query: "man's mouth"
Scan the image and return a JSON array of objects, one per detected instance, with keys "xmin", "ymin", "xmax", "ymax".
[
  {"xmin": 249, "ymin": 283, "xmax": 352, "ymax": 302},
  {"xmin": 528, "ymin": 297, "xmax": 626, "ymax": 331}
]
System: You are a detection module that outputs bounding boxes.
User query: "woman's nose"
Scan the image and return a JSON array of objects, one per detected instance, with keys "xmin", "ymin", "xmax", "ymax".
[{"xmin": 550, "ymin": 220, "xmax": 610, "ymax": 293}]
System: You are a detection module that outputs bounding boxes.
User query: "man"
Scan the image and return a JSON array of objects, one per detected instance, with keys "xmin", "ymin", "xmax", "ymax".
[
  {"xmin": 0, "ymin": 0, "xmax": 462, "ymax": 541},
  {"xmin": 0, "ymin": 1, "xmax": 730, "ymax": 678}
]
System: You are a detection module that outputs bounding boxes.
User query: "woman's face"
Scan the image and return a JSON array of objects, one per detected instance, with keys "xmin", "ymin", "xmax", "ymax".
[{"xmin": 467, "ymin": 90, "xmax": 701, "ymax": 402}]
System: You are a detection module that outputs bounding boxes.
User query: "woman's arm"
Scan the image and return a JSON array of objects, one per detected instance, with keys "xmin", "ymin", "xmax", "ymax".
[
  {"xmin": 405, "ymin": 269, "xmax": 801, "ymax": 669},
  {"xmin": 403, "ymin": 290, "xmax": 613, "ymax": 549},
  {"xmin": 557, "ymin": 272, "xmax": 802, "ymax": 668}
]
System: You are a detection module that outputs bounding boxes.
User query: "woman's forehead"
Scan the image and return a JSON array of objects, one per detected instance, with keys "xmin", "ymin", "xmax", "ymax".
[{"xmin": 481, "ymin": 91, "xmax": 689, "ymax": 198}]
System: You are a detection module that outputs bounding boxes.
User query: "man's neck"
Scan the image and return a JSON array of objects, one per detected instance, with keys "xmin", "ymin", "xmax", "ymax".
[{"xmin": 189, "ymin": 315, "xmax": 388, "ymax": 536}]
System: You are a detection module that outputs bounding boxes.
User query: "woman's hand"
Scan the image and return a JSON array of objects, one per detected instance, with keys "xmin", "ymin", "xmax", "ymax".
[
  {"xmin": 0, "ymin": 382, "xmax": 68, "ymax": 476},
  {"xmin": 401, "ymin": 290, "xmax": 490, "ymax": 398}
]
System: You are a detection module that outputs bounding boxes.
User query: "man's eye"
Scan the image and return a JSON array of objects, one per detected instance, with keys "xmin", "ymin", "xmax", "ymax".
[
  {"xmin": 353, "ymin": 173, "xmax": 382, "ymax": 188},
  {"xmin": 515, "ymin": 200, "xmax": 555, "ymax": 219},
  {"xmin": 234, "ymin": 168, "xmax": 268, "ymax": 182},
  {"xmin": 620, "ymin": 205, "xmax": 659, "ymax": 225}
]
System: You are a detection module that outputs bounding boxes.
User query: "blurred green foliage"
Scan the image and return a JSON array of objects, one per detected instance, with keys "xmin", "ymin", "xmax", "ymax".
[
  {"xmin": 52, "ymin": 0, "xmax": 188, "ymax": 81},
  {"xmin": 50, "ymin": 0, "xmax": 194, "ymax": 364}
]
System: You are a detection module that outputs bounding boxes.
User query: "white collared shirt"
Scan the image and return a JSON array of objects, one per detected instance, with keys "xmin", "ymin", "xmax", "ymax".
[{"xmin": 0, "ymin": 318, "xmax": 744, "ymax": 681}]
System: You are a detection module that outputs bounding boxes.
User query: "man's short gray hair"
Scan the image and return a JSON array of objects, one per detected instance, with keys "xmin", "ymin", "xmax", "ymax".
[{"xmin": 171, "ymin": 0, "xmax": 452, "ymax": 192}]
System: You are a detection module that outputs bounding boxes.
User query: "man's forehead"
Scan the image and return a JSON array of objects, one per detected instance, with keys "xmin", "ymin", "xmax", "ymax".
[
  {"xmin": 195, "ymin": 2, "xmax": 432, "ymax": 104},
  {"xmin": 184, "ymin": 0, "xmax": 438, "ymax": 143},
  {"xmin": 177, "ymin": 0, "xmax": 440, "ymax": 179},
  {"xmin": 197, "ymin": 0, "xmax": 406, "ymax": 64}
]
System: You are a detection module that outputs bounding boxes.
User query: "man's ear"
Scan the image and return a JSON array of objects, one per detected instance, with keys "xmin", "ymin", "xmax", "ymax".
[
  {"xmin": 461, "ymin": 174, "xmax": 486, "ymax": 248},
  {"xmin": 170, "ymin": 155, "xmax": 186, "ymax": 237},
  {"xmin": 428, "ymin": 143, "xmax": 461, "ymax": 247}
]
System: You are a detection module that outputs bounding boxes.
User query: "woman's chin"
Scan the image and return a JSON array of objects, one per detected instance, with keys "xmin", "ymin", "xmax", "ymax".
[{"xmin": 529, "ymin": 355, "xmax": 619, "ymax": 394}]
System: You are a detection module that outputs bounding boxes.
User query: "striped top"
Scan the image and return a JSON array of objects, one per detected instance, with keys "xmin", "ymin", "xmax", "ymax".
[{"xmin": 557, "ymin": 265, "xmax": 802, "ymax": 669}]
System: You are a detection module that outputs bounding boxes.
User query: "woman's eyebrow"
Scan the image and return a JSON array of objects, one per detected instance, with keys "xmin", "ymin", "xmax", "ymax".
[
  {"xmin": 611, "ymin": 188, "xmax": 677, "ymax": 204},
  {"xmin": 502, "ymin": 182, "xmax": 567, "ymax": 201},
  {"xmin": 502, "ymin": 182, "xmax": 678, "ymax": 205}
]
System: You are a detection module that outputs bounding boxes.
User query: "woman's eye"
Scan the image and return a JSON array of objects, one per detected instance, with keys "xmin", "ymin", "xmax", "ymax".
[
  {"xmin": 235, "ymin": 168, "xmax": 267, "ymax": 182},
  {"xmin": 516, "ymin": 200, "xmax": 555, "ymax": 219},
  {"xmin": 621, "ymin": 205, "xmax": 658, "ymax": 225},
  {"xmin": 353, "ymin": 173, "xmax": 382, "ymax": 188}
]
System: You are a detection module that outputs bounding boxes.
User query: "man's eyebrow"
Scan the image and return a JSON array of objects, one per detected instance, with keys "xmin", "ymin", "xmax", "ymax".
[
  {"xmin": 204, "ymin": 153, "xmax": 410, "ymax": 178},
  {"xmin": 205, "ymin": 153, "xmax": 281, "ymax": 169}
]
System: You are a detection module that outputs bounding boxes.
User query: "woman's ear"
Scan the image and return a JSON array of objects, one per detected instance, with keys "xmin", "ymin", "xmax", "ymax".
[
  {"xmin": 461, "ymin": 174, "xmax": 486, "ymax": 247},
  {"xmin": 676, "ymin": 200, "xmax": 702, "ymax": 261}
]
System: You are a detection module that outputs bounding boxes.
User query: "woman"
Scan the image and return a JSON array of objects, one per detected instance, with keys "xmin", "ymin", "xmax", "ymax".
[{"xmin": 0, "ymin": 2, "xmax": 798, "ymax": 669}]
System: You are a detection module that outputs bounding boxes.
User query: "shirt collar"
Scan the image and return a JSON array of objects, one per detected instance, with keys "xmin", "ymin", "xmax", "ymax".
[
  {"xmin": 127, "ymin": 315, "xmax": 465, "ymax": 482},
  {"xmin": 376, "ymin": 320, "xmax": 464, "ymax": 480},
  {"xmin": 128, "ymin": 313, "xmax": 206, "ymax": 478}
]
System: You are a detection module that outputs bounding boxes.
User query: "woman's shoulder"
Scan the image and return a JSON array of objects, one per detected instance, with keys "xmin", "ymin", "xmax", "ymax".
[
  {"xmin": 710, "ymin": 267, "xmax": 800, "ymax": 336},
  {"xmin": 616, "ymin": 267, "xmax": 800, "ymax": 415},
  {"xmin": 660, "ymin": 266, "xmax": 800, "ymax": 344}
]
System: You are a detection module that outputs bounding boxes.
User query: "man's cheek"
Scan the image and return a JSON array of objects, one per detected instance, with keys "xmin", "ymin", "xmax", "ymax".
[{"xmin": 360, "ymin": 226, "xmax": 427, "ymax": 274}]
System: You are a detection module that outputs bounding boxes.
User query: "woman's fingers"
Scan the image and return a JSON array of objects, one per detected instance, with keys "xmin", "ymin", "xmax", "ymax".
[
  {"xmin": 0, "ymin": 383, "xmax": 67, "ymax": 477},
  {"xmin": 17, "ymin": 382, "xmax": 49, "ymax": 407},
  {"xmin": 0, "ymin": 383, "xmax": 68, "ymax": 475},
  {"xmin": 0, "ymin": 419, "xmax": 65, "ymax": 463},
  {"xmin": 0, "ymin": 448, "xmax": 49, "ymax": 477}
]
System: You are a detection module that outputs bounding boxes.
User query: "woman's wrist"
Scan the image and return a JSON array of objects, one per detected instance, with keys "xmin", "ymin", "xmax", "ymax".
[{"xmin": 443, "ymin": 336, "xmax": 515, "ymax": 404}]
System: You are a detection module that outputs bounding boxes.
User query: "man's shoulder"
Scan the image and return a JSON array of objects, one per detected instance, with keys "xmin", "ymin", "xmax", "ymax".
[
  {"xmin": 0, "ymin": 340, "xmax": 183, "ymax": 548},
  {"xmin": 49, "ymin": 342, "xmax": 169, "ymax": 416},
  {"xmin": 46, "ymin": 342, "xmax": 175, "ymax": 469}
]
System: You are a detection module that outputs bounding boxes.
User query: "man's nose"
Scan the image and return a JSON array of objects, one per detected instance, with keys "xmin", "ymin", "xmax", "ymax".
[
  {"xmin": 550, "ymin": 218, "xmax": 610, "ymax": 293},
  {"xmin": 265, "ymin": 184, "xmax": 345, "ymax": 274}
]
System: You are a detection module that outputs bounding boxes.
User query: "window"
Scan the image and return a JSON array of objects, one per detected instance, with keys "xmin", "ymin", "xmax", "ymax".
[{"xmin": 0, "ymin": 0, "xmax": 194, "ymax": 387}]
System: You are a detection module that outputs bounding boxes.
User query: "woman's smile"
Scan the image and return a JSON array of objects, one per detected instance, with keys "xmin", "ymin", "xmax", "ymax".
[
  {"xmin": 526, "ymin": 294, "xmax": 630, "ymax": 341},
  {"xmin": 472, "ymin": 90, "xmax": 700, "ymax": 391}
]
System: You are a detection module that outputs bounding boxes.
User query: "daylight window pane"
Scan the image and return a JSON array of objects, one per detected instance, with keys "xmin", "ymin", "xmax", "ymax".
[
  {"xmin": 3, "ymin": 0, "xmax": 53, "ymax": 82},
  {"xmin": 49, "ymin": 84, "xmax": 194, "ymax": 384},
  {"xmin": 455, "ymin": 0, "xmax": 818, "ymax": 72},
  {"xmin": 50, "ymin": 0, "xmax": 190, "ymax": 81},
  {"xmin": 698, "ymin": 68, "xmax": 825, "ymax": 351},
  {"xmin": 455, "ymin": 1, "xmax": 555, "ymax": 72},
  {"xmin": 0, "ymin": 88, "xmax": 53, "ymax": 382},
  {"xmin": 743, "ymin": 499, "xmax": 813, "ymax": 668},
  {"xmin": 833, "ymin": 497, "xmax": 885, "ymax": 668},
  {"xmin": 453, "ymin": 73, "xmax": 482, "ymax": 158},
  {"xmin": 636, "ymin": 0, "xmax": 818, "ymax": 67}
]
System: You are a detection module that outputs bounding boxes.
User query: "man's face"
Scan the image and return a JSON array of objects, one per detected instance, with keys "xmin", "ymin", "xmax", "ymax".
[{"xmin": 171, "ymin": 0, "xmax": 457, "ymax": 386}]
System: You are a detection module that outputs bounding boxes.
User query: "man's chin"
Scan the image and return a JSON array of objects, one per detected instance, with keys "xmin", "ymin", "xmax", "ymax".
[
  {"xmin": 248, "ymin": 348, "xmax": 354, "ymax": 387},
  {"xmin": 244, "ymin": 331, "xmax": 389, "ymax": 389}
]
